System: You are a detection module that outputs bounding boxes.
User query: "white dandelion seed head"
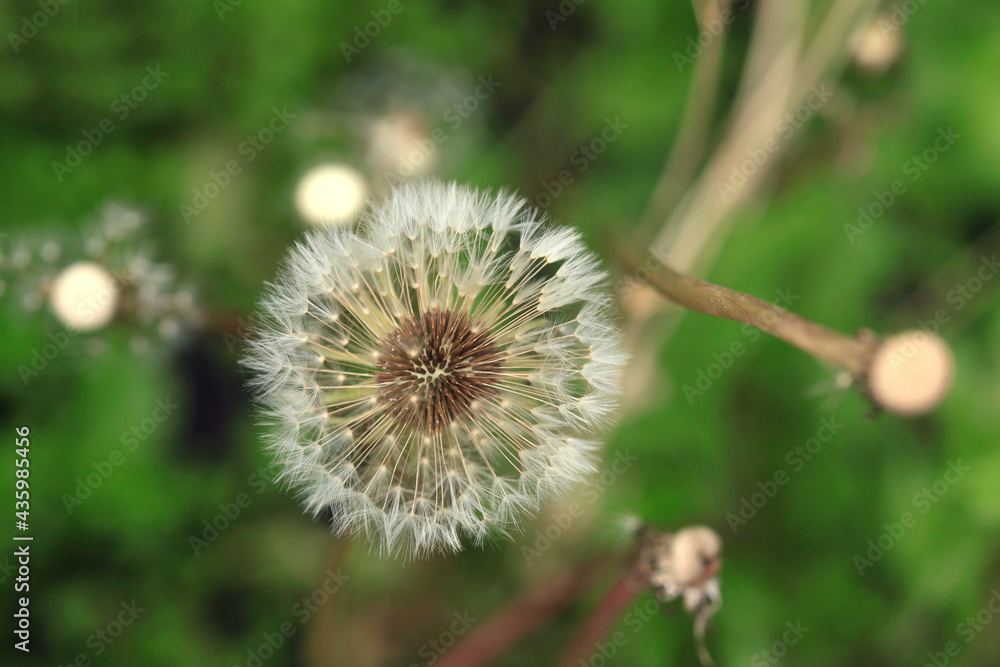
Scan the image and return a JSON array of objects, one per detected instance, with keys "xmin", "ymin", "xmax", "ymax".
[
  {"xmin": 245, "ymin": 181, "xmax": 626, "ymax": 558},
  {"xmin": 366, "ymin": 111, "xmax": 438, "ymax": 178},
  {"xmin": 294, "ymin": 163, "xmax": 369, "ymax": 227},
  {"xmin": 49, "ymin": 261, "xmax": 119, "ymax": 331}
]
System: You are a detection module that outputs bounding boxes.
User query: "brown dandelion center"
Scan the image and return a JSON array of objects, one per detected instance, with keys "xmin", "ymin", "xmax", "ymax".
[{"xmin": 375, "ymin": 309, "xmax": 504, "ymax": 432}]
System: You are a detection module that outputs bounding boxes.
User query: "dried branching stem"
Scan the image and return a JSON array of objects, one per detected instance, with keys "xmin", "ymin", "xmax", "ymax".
[{"xmin": 617, "ymin": 247, "xmax": 954, "ymax": 416}]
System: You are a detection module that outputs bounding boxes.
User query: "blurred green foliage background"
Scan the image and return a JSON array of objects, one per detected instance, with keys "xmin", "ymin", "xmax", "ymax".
[{"xmin": 2, "ymin": 0, "xmax": 1000, "ymax": 665}]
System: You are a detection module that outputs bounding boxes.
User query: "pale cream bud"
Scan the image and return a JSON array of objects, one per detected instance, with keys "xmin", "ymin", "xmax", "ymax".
[
  {"xmin": 294, "ymin": 163, "xmax": 369, "ymax": 226},
  {"xmin": 869, "ymin": 330, "xmax": 953, "ymax": 415},
  {"xmin": 49, "ymin": 261, "xmax": 119, "ymax": 331},
  {"xmin": 669, "ymin": 526, "xmax": 722, "ymax": 587}
]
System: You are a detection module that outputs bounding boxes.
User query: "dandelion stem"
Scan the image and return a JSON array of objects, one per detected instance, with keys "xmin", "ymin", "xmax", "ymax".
[
  {"xmin": 620, "ymin": 250, "xmax": 877, "ymax": 376},
  {"xmin": 615, "ymin": 246, "xmax": 954, "ymax": 415},
  {"xmin": 435, "ymin": 557, "xmax": 615, "ymax": 667},
  {"xmin": 556, "ymin": 560, "xmax": 648, "ymax": 667}
]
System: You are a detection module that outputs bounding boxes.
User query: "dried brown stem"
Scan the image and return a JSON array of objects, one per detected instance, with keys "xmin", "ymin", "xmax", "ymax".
[
  {"xmin": 615, "ymin": 244, "xmax": 955, "ymax": 416},
  {"xmin": 435, "ymin": 557, "xmax": 616, "ymax": 667},
  {"xmin": 620, "ymin": 249, "xmax": 877, "ymax": 377}
]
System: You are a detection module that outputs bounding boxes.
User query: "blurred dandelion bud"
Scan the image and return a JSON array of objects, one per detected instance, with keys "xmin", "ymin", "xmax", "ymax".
[
  {"xmin": 3, "ymin": 203, "xmax": 199, "ymax": 358},
  {"xmin": 49, "ymin": 261, "xmax": 119, "ymax": 331},
  {"xmin": 868, "ymin": 330, "xmax": 953, "ymax": 416},
  {"xmin": 246, "ymin": 181, "xmax": 626, "ymax": 558},
  {"xmin": 852, "ymin": 20, "xmax": 903, "ymax": 73},
  {"xmin": 294, "ymin": 163, "xmax": 369, "ymax": 226},
  {"xmin": 366, "ymin": 111, "xmax": 438, "ymax": 179},
  {"xmin": 643, "ymin": 525, "xmax": 723, "ymax": 666},
  {"xmin": 646, "ymin": 526, "xmax": 722, "ymax": 603}
]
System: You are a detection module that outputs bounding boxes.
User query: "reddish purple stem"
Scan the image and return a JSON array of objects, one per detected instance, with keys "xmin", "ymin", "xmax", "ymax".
[{"xmin": 557, "ymin": 562, "xmax": 647, "ymax": 667}]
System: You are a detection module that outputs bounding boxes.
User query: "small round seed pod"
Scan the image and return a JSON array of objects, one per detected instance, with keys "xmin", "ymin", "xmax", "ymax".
[
  {"xmin": 49, "ymin": 261, "xmax": 119, "ymax": 332},
  {"xmin": 868, "ymin": 330, "xmax": 954, "ymax": 416}
]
